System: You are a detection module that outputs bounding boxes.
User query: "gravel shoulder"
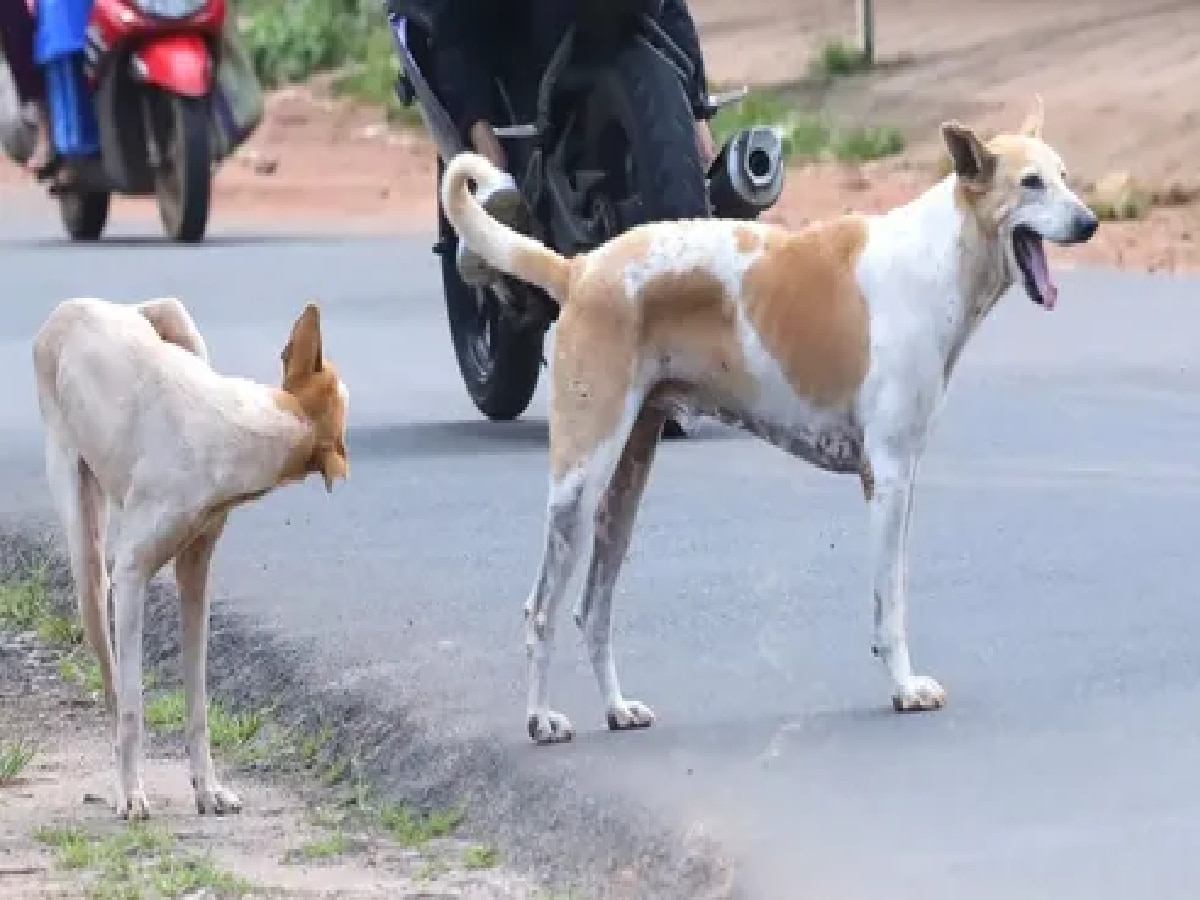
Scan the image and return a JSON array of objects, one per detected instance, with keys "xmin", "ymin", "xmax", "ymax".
[{"xmin": 0, "ymin": 536, "xmax": 548, "ymax": 900}]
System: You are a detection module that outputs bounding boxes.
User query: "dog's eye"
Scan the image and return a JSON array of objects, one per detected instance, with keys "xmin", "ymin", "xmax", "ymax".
[{"xmin": 1020, "ymin": 173, "xmax": 1045, "ymax": 191}]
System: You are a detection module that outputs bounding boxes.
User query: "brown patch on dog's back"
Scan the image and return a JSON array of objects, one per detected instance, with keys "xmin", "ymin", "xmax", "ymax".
[
  {"xmin": 741, "ymin": 216, "xmax": 871, "ymax": 409},
  {"xmin": 637, "ymin": 266, "xmax": 757, "ymax": 404},
  {"xmin": 734, "ymin": 226, "xmax": 762, "ymax": 255}
]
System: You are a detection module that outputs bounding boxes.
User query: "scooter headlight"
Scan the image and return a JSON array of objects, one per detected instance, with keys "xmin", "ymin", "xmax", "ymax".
[{"xmin": 135, "ymin": 0, "xmax": 208, "ymax": 18}]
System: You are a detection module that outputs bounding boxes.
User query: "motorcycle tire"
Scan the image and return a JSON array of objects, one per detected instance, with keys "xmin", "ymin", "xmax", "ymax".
[
  {"xmin": 59, "ymin": 191, "xmax": 111, "ymax": 241},
  {"xmin": 595, "ymin": 40, "xmax": 710, "ymax": 438},
  {"xmin": 152, "ymin": 93, "xmax": 212, "ymax": 243},
  {"xmin": 436, "ymin": 190, "xmax": 545, "ymax": 422}
]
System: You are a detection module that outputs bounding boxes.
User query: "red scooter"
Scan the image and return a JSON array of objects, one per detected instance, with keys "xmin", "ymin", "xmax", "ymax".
[{"xmin": 28, "ymin": 0, "xmax": 254, "ymax": 242}]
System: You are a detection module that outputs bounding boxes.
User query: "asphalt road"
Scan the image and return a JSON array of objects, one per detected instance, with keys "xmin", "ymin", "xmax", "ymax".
[{"xmin": 3, "ymin": 197, "xmax": 1200, "ymax": 899}]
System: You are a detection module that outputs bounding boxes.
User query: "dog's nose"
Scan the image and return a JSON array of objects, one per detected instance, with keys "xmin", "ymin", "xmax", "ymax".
[{"xmin": 1073, "ymin": 208, "xmax": 1099, "ymax": 242}]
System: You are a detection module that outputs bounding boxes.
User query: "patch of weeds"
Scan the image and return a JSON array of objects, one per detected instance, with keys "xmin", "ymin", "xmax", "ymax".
[
  {"xmin": 330, "ymin": 25, "xmax": 425, "ymax": 130},
  {"xmin": 0, "ymin": 739, "xmax": 36, "ymax": 785},
  {"xmin": 379, "ymin": 802, "xmax": 464, "ymax": 847},
  {"xmin": 38, "ymin": 612, "xmax": 84, "ymax": 647},
  {"xmin": 709, "ymin": 89, "xmax": 903, "ymax": 164},
  {"xmin": 145, "ymin": 690, "xmax": 186, "ymax": 730},
  {"xmin": 33, "ymin": 824, "xmax": 96, "ymax": 869},
  {"xmin": 307, "ymin": 804, "xmax": 346, "ymax": 829},
  {"xmin": 35, "ymin": 821, "xmax": 251, "ymax": 898},
  {"xmin": 240, "ymin": 0, "xmax": 373, "ymax": 89},
  {"xmin": 463, "ymin": 843, "xmax": 501, "ymax": 870},
  {"xmin": 209, "ymin": 705, "xmax": 264, "ymax": 752},
  {"xmin": 58, "ymin": 652, "xmax": 105, "ymax": 698},
  {"xmin": 416, "ymin": 858, "xmax": 448, "ymax": 881},
  {"xmin": 144, "ymin": 690, "xmax": 264, "ymax": 755},
  {"xmin": 294, "ymin": 830, "xmax": 351, "ymax": 861},
  {"xmin": 321, "ymin": 754, "xmax": 351, "ymax": 786},
  {"xmin": 832, "ymin": 124, "xmax": 905, "ymax": 161},
  {"xmin": 810, "ymin": 39, "xmax": 871, "ymax": 77},
  {"xmin": 0, "ymin": 568, "xmax": 50, "ymax": 631},
  {"xmin": 148, "ymin": 853, "xmax": 253, "ymax": 897},
  {"xmin": 299, "ymin": 723, "xmax": 333, "ymax": 769},
  {"xmin": 1090, "ymin": 195, "xmax": 1150, "ymax": 221}
]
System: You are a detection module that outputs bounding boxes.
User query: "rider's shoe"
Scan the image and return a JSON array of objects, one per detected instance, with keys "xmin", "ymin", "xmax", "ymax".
[
  {"xmin": 0, "ymin": 101, "xmax": 40, "ymax": 167},
  {"xmin": 455, "ymin": 171, "xmax": 532, "ymax": 287}
]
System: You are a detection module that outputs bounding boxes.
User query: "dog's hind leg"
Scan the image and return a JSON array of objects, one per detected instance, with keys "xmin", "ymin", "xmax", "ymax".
[
  {"xmin": 574, "ymin": 404, "xmax": 667, "ymax": 733},
  {"xmin": 45, "ymin": 439, "xmax": 115, "ymax": 711},
  {"xmin": 175, "ymin": 515, "xmax": 241, "ymax": 816},
  {"xmin": 525, "ymin": 403, "xmax": 644, "ymax": 745}
]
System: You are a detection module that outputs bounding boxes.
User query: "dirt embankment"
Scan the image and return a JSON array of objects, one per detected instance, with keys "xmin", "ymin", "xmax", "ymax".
[{"xmin": 2, "ymin": 0, "xmax": 1197, "ymax": 272}]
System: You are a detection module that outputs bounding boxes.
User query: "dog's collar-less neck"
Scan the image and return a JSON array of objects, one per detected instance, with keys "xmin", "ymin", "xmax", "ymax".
[{"xmin": 905, "ymin": 177, "xmax": 1012, "ymax": 376}]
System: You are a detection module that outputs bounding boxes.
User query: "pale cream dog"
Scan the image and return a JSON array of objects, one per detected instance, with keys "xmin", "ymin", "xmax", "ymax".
[
  {"xmin": 440, "ymin": 98, "xmax": 1099, "ymax": 744},
  {"xmin": 32, "ymin": 297, "xmax": 349, "ymax": 818}
]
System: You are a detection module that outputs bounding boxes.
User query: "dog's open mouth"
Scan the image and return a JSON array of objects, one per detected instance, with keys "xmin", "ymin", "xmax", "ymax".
[{"xmin": 1013, "ymin": 226, "xmax": 1058, "ymax": 310}]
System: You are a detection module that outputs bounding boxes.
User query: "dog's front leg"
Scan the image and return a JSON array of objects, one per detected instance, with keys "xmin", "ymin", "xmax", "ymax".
[
  {"xmin": 110, "ymin": 556, "xmax": 152, "ymax": 820},
  {"xmin": 175, "ymin": 520, "xmax": 241, "ymax": 816},
  {"xmin": 866, "ymin": 448, "xmax": 946, "ymax": 713}
]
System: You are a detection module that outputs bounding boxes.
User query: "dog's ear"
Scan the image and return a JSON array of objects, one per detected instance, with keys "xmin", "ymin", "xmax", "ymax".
[
  {"xmin": 1018, "ymin": 94, "xmax": 1044, "ymax": 140},
  {"xmin": 282, "ymin": 302, "xmax": 324, "ymax": 389},
  {"xmin": 316, "ymin": 436, "xmax": 349, "ymax": 493},
  {"xmin": 941, "ymin": 121, "xmax": 997, "ymax": 191}
]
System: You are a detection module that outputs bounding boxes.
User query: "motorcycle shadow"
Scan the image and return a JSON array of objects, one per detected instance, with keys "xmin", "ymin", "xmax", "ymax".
[
  {"xmin": 347, "ymin": 419, "xmax": 550, "ymax": 463},
  {"xmin": 347, "ymin": 416, "xmax": 741, "ymax": 463}
]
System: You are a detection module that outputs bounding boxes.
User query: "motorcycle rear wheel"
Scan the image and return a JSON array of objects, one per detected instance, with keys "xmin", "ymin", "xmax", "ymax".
[{"xmin": 593, "ymin": 40, "xmax": 710, "ymax": 438}]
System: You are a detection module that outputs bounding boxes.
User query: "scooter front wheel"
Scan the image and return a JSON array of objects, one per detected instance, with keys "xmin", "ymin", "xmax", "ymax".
[
  {"xmin": 151, "ymin": 92, "xmax": 211, "ymax": 243},
  {"xmin": 59, "ymin": 190, "xmax": 111, "ymax": 241}
]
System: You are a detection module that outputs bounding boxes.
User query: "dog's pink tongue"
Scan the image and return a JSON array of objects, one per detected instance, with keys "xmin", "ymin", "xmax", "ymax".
[{"xmin": 1030, "ymin": 241, "xmax": 1058, "ymax": 310}]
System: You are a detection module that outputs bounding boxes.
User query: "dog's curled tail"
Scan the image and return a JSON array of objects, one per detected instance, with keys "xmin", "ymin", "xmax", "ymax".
[
  {"xmin": 440, "ymin": 151, "xmax": 570, "ymax": 302},
  {"xmin": 136, "ymin": 297, "xmax": 210, "ymax": 364}
]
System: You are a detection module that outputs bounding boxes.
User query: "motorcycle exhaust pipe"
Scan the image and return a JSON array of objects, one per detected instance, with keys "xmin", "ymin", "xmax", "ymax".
[{"xmin": 707, "ymin": 125, "xmax": 785, "ymax": 220}]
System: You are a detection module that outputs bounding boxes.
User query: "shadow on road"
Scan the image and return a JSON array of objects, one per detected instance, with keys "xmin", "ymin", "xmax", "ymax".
[
  {"xmin": 347, "ymin": 417, "xmax": 746, "ymax": 462},
  {"xmin": 348, "ymin": 419, "xmax": 551, "ymax": 461}
]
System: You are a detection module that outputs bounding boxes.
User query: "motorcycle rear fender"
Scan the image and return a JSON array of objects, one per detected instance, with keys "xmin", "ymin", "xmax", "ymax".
[{"xmin": 130, "ymin": 33, "xmax": 213, "ymax": 98}]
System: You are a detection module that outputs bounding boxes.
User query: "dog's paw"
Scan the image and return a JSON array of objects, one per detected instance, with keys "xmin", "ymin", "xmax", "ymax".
[
  {"xmin": 527, "ymin": 710, "xmax": 574, "ymax": 745},
  {"xmin": 118, "ymin": 788, "xmax": 151, "ymax": 822},
  {"xmin": 196, "ymin": 783, "xmax": 242, "ymax": 816},
  {"xmin": 606, "ymin": 699, "xmax": 655, "ymax": 732},
  {"xmin": 891, "ymin": 675, "xmax": 947, "ymax": 713}
]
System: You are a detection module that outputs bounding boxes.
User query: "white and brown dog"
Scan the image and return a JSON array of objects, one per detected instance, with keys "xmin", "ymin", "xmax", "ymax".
[
  {"xmin": 32, "ymin": 297, "xmax": 349, "ymax": 817},
  {"xmin": 441, "ymin": 97, "xmax": 1098, "ymax": 744}
]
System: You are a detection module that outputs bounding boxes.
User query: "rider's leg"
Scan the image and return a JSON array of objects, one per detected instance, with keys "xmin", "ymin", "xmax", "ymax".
[
  {"xmin": 0, "ymin": 0, "xmax": 42, "ymax": 166},
  {"xmin": 454, "ymin": 62, "xmax": 538, "ymax": 287}
]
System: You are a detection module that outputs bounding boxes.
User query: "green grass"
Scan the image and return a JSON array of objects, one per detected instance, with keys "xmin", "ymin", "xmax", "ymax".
[
  {"xmin": 710, "ymin": 89, "xmax": 905, "ymax": 164},
  {"xmin": 144, "ymin": 691, "xmax": 187, "ymax": 730},
  {"xmin": 294, "ymin": 830, "xmax": 351, "ymax": 861},
  {"xmin": 463, "ymin": 843, "xmax": 501, "ymax": 870},
  {"xmin": 239, "ymin": 0, "xmax": 374, "ymax": 89},
  {"xmin": 0, "ymin": 739, "xmax": 36, "ymax": 785},
  {"xmin": 57, "ymin": 650, "xmax": 124, "ymax": 701},
  {"xmin": 379, "ymin": 802, "xmax": 464, "ymax": 847},
  {"xmin": 298, "ymin": 723, "xmax": 334, "ymax": 769},
  {"xmin": 144, "ymin": 689, "xmax": 264, "ymax": 754},
  {"xmin": 329, "ymin": 25, "xmax": 425, "ymax": 129},
  {"xmin": 831, "ymin": 124, "xmax": 905, "ymax": 162},
  {"xmin": 0, "ymin": 569, "xmax": 51, "ymax": 631},
  {"xmin": 34, "ymin": 822, "xmax": 252, "ymax": 899},
  {"xmin": 810, "ymin": 39, "xmax": 872, "ymax": 77}
]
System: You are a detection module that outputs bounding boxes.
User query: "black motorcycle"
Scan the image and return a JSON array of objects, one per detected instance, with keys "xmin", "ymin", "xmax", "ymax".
[{"xmin": 387, "ymin": 0, "xmax": 786, "ymax": 434}]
